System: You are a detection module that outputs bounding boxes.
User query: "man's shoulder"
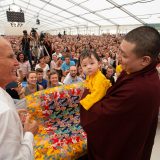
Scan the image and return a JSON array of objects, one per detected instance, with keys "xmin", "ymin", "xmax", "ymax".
[
  {"xmin": 0, "ymin": 98, "xmax": 10, "ymax": 114},
  {"xmin": 0, "ymin": 87, "xmax": 17, "ymax": 108},
  {"xmin": 42, "ymin": 79, "xmax": 48, "ymax": 83},
  {"xmin": 77, "ymin": 76, "xmax": 83, "ymax": 82},
  {"xmin": 70, "ymin": 61, "xmax": 75, "ymax": 65},
  {"xmin": 61, "ymin": 62, "xmax": 67, "ymax": 67},
  {"xmin": 63, "ymin": 74, "xmax": 72, "ymax": 81},
  {"xmin": 63, "ymin": 74, "xmax": 74, "ymax": 84},
  {"xmin": 35, "ymin": 64, "xmax": 40, "ymax": 68}
]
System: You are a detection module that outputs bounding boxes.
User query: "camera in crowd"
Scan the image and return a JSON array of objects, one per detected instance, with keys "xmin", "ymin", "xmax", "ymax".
[
  {"xmin": 40, "ymin": 32, "xmax": 46, "ymax": 43},
  {"xmin": 23, "ymin": 30, "xmax": 27, "ymax": 36},
  {"xmin": 31, "ymin": 28, "xmax": 37, "ymax": 38}
]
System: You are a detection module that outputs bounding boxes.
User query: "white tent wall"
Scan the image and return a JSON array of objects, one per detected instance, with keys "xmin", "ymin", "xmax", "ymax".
[
  {"xmin": 3, "ymin": 23, "xmax": 43, "ymax": 36},
  {"xmin": 2, "ymin": 24, "xmax": 158, "ymax": 36},
  {"xmin": 4, "ymin": 24, "xmax": 29, "ymax": 35},
  {"xmin": 0, "ymin": 25, "xmax": 5, "ymax": 35},
  {"xmin": 1, "ymin": 0, "xmax": 160, "ymax": 36},
  {"xmin": 117, "ymin": 24, "xmax": 143, "ymax": 34},
  {"xmin": 49, "ymin": 24, "xmax": 143, "ymax": 35}
]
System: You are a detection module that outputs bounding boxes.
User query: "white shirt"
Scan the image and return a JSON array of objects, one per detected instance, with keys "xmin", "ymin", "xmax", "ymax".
[
  {"xmin": 35, "ymin": 64, "xmax": 50, "ymax": 79},
  {"xmin": 50, "ymin": 60, "xmax": 57, "ymax": 71},
  {"xmin": 63, "ymin": 73, "xmax": 83, "ymax": 84},
  {"xmin": 0, "ymin": 87, "xmax": 34, "ymax": 160},
  {"xmin": 18, "ymin": 61, "xmax": 31, "ymax": 77}
]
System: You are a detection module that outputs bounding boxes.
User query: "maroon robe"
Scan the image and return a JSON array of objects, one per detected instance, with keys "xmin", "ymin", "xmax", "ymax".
[{"xmin": 80, "ymin": 62, "xmax": 160, "ymax": 160}]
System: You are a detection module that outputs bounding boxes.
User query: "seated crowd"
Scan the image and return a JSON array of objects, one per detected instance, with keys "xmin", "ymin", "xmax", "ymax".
[
  {"xmin": 1, "ymin": 26, "xmax": 160, "ymax": 160},
  {"xmin": 4, "ymin": 33, "xmax": 125, "ymax": 99}
]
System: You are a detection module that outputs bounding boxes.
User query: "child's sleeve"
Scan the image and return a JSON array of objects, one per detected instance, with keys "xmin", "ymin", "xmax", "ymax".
[{"xmin": 80, "ymin": 76, "xmax": 111, "ymax": 110}]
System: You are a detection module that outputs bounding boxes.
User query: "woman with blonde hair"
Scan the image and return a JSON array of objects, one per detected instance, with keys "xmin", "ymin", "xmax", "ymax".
[
  {"xmin": 48, "ymin": 71, "xmax": 63, "ymax": 88},
  {"xmin": 21, "ymin": 71, "xmax": 43, "ymax": 96}
]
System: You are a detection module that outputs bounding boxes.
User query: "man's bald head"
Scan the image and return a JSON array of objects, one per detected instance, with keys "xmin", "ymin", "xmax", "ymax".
[
  {"xmin": 0, "ymin": 37, "xmax": 12, "ymax": 56},
  {"xmin": 70, "ymin": 66, "xmax": 77, "ymax": 78},
  {"xmin": 70, "ymin": 65, "xmax": 77, "ymax": 71},
  {"xmin": 0, "ymin": 37, "xmax": 19, "ymax": 88}
]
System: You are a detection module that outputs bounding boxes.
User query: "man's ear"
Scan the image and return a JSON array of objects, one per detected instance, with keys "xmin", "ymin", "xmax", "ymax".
[{"xmin": 141, "ymin": 56, "xmax": 151, "ymax": 66}]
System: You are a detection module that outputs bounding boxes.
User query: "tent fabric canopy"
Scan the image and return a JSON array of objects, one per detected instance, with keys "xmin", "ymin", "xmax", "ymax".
[{"xmin": 0, "ymin": 0, "xmax": 160, "ymax": 33}]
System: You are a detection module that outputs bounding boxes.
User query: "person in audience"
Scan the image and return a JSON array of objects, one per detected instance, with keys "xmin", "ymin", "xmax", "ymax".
[
  {"xmin": 17, "ymin": 52, "xmax": 31, "ymax": 81},
  {"xmin": 55, "ymin": 57, "xmax": 63, "ymax": 82},
  {"xmin": 21, "ymin": 71, "xmax": 43, "ymax": 96},
  {"xmin": 44, "ymin": 55, "xmax": 51, "ymax": 68},
  {"xmin": 43, "ymin": 36, "xmax": 52, "ymax": 57},
  {"xmin": 80, "ymin": 26, "xmax": 160, "ymax": 160},
  {"xmin": 105, "ymin": 66, "xmax": 116, "ymax": 85},
  {"xmin": 70, "ymin": 50, "xmax": 78, "ymax": 64},
  {"xmin": 61, "ymin": 55, "xmax": 75, "ymax": 76},
  {"xmin": 77, "ymin": 65, "xmax": 86, "ymax": 80},
  {"xmin": 63, "ymin": 66, "xmax": 83, "ymax": 84},
  {"xmin": 48, "ymin": 71, "xmax": 63, "ymax": 88},
  {"xmin": 21, "ymin": 30, "xmax": 33, "ymax": 70},
  {"xmin": 50, "ymin": 54, "xmax": 58, "ymax": 71},
  {"xmin": 61, "ymin": 50, "xmax": 67, "ymax": 61},
  {"xmin": 116, "ymin": 55, "xmax": 123, "ymax": 78},
  {"xmin": 36, "ymin": 68, "xmax": 48, "ymax": 89},
  {"xmin": 0, "ymin": 37, "xmax": 38, "ymax": 159},
  {"xmin": 35, "ymin": 55, "xmax": 50, "ymax": 79},
  {"xmin": 5, "ymin": 74, "xmax": 25, "ymax": 100},
  {"xmin": 54, "ymin": 48, "xmax": 62, "ymax": 58},
  {"xmin": 79, "ymin": 50, "xmax": 111, "ymax": 110},
  {"xmin": 46, "ymin": 69, "xmax": 51, "ymax": 81},
  {"xmin": 109, "ymin": 50, "xmax": 116, "ymax": 68},
  {"xmin": 5, "ymin": 81, "xmax": 21, "ymax": 100}
]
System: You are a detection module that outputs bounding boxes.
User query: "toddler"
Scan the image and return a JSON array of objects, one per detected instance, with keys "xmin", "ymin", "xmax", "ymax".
[{"xmin": 79, "ymin": 50, "xmax": 111, "ymax": 110}]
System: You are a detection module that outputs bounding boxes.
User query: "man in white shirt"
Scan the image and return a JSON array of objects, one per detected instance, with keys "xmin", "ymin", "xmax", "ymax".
[
  {"xmin": 0, "ymin": 37, "xmax": 38, "ymax": 159},
  {"xmin": 63, "ymin": 66, "xmax": 83, "ymax": 84}
]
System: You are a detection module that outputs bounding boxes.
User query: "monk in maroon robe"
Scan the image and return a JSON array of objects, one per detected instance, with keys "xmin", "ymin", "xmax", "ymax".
[{"xmin": 80, "ymin": 26, "xmax": 160, "ymax": 160}]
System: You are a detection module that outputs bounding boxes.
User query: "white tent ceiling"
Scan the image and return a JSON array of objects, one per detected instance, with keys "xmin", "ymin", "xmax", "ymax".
[{"xmin": 0, "ymin": 0, "xmax": 160, "ymax": 33}]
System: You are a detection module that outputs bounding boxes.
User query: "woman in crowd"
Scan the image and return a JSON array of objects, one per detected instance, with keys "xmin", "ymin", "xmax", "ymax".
[
  {"xmin": 54, "ymin": 57, "xmax": 63, "ymax": 82},
  {"xmin": 35, "ymin": 55, "xmax": 50, "ymax": 79},
  {"xmin": 50, "ymin": 54, "xmax": 58, "ymax": 71},
  {"xmin": 108, "ymin": 50, "xmax": 116, "ymax": 68},
  {"xmin": 48, "ymin": 71, "xmax": 63, "ymax": 88},
  {"xmin": 21, "ymin": 71, "xmax": 43, "ymax": 96},
  {"xmin": 16, "ymin": 52, "xmax": 31, "ymax": 81},
  {"xmin": 77, "ymin": 65, "xmax": 85, "ymax": 80}
]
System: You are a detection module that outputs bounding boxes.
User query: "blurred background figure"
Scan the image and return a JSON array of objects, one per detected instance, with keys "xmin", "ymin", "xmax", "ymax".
[
  {"xmin": 16, "ymin": 52, "xmax": 31, "ymax": 82},
  {"xmin": 21, "ymin": 30, "xmax": 33, "ymax": 70},
  {"xmin": 77, "ymin": 65, "xmax": 85, "ymax": 80},
  {"xmin": 105, "ymin": 66, "xmax": 116, "ymax": 85}
]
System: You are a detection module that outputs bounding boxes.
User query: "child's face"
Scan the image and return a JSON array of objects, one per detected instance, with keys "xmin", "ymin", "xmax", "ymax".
[
  {"xmin": 37, "ymin": 72, "xmax": 43, "ymax": 80},
  {"xmin": 81, "ymin": 55, "xmax": 100, "ymax": 76}
]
